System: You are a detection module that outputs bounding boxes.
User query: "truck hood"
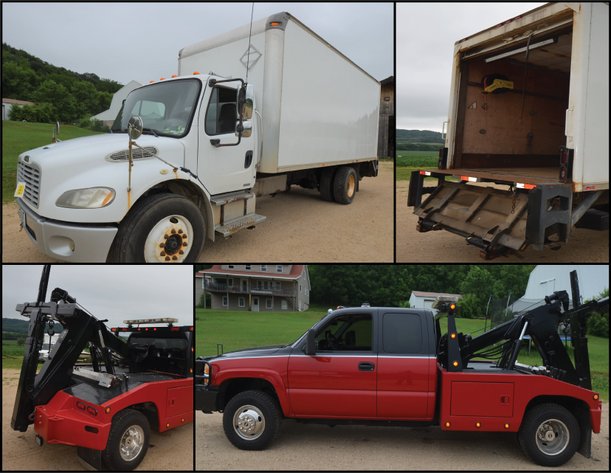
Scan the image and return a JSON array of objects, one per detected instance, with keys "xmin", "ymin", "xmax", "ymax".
[
  {"xmin": 19, "ymin": 133, "xmax": 184, "ymax": 169},
  {"xmin": 210, "ymin": 345, "xmax": 292, "ymax": 361}
]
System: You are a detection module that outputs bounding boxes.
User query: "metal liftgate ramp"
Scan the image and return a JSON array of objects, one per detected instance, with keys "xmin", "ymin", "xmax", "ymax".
[{"xmin": 408, "ymin": 173, "xmax": 574, "ymax": 256}]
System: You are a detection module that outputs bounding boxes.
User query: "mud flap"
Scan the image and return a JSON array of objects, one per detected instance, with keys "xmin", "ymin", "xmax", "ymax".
[{"xmin": 77, "ymin": 447, "xmax": 105, "ymax": 470}]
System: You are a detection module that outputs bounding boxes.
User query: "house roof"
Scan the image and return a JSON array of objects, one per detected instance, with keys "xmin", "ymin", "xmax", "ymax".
[
  {"xmin": 410, "ymin": 291, "xmax": 462, "ymax": 299},
  {"xmin": 196, "ymin": 265, "xmax": 306, "ymax": 280},
  {"xmin": 2, "ymin": 98, "xmax": 35, "ymax": 106}
]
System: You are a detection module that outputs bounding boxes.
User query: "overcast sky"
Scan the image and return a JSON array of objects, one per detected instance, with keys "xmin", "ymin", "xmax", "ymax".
[
  {"xmin": 2, "ymin": 2, "xmax": 393, "ymax": 84},
  {"xmin": 2, "ymin": 265, "xmax": 193, "ymax": 326},
  {"xmin": 397, "ymin": 2, "xmax": 545, "ymax": 131}
]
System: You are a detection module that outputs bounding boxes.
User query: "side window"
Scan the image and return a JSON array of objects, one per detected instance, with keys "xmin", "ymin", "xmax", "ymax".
[
  {"xmin": 205, "ymin": 86, "xmax": 237, "ymax": 135},
  {"xmin": 382, "ymin": 312, "xmax": 423, "ymax": 354},
  {"xmin": 315, "ymin": 314, "xmax": 372, "ymax": 352}
]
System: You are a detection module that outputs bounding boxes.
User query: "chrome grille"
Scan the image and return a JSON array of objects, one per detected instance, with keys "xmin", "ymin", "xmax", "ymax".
[
  {"xmin": 17, "ymin": 161, "xmax": 41, "ymax": 208},
  {"xmin": 108, "ymin": 147, "xmax": 157, "ymax": 161}
]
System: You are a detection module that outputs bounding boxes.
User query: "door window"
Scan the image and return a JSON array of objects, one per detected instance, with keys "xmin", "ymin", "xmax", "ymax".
[
  {"xmin": 205, "ymin": 86, "xmax": 237, "ymax": 135},
  {"xmin": 382, "ymin": 312, "xmax": 423, "ymax": 354},
  {"xmin": 315, "ymin": 314, "xmax": 372, "ymax": 352}
]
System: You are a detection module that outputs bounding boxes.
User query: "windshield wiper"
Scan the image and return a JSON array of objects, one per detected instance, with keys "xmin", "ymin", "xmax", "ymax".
[{"xmin": 142, "ymin": 128, "xmax": 159, "ymax": 137}]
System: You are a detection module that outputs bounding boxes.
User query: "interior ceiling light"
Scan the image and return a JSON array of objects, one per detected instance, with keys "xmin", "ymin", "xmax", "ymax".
[{"xmin": 485, "ymin": 38, "xmax": 556, "ymax": 63}]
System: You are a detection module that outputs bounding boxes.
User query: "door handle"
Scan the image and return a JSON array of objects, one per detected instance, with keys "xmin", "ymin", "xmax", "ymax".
[
  {"xmin": 244, "ymin": 150, "xmax": 253, "ymax": 168},
  {"xmin": 358, "ymin": 362, "xmax": 375, "ymax": 371}
]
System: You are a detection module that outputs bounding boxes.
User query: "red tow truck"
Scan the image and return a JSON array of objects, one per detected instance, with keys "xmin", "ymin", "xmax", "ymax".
[
  {"xmin": 196, "ymin": 271, "xmax": 606, "ymax": 466},
  {"xmin": 11, "ymin": 265, "xmax": 193, "ymax": 470}
]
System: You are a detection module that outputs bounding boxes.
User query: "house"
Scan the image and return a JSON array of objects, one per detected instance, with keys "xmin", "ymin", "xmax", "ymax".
[
  {"xmin": 195, "ymin": 265, "xmax": 310, "ymax": 312},
  {"xmin": 377, "ymin": 76, "xmax": 394, "ymax": 158},
  {"xmin": 409, "ymin": 291, "xmax": 462, "ymax": 313},
  {"xmin": 91, "ymin": 80, "xmax": 142, "ymax": 127},
  {"xmin": 510, "ymin": 265, "xmax": 609, "ymax": 314},
  {"xmin": 2, "ymin": 98, "xmax": 35, "ymax": 120}
]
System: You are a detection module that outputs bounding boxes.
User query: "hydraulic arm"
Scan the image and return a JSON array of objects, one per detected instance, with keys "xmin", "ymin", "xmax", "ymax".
[{"xmin": 11, "ymin": 265, "xmax": 128, "ymax": 432}]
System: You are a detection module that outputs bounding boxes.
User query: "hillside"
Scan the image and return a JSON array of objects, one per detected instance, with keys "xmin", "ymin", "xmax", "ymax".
[
  {"xmin": 2, "ymin": 318, "xmax": 29, "ymax": 334},
  {"xmin": 2, "ymin": 43, "xmax": 122, "ymax": 122},
  {"xmin": 396, "ymin": 129, "xmax": 444, "ymax": 151}
]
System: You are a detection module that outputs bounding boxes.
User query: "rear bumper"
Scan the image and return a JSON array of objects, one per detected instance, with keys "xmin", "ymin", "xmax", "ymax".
[{"xmin": 34, "ymin": 391, "xmax": 111, "ymax": 451}]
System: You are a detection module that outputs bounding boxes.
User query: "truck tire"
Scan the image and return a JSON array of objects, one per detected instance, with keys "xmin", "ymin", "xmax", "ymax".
[
  {"xmin": 223, "ymin": 390, "xmax": 281, "ymax": 450},
  {"xmin": 333, "ymin": 166, "xmax": 357, "ymax": 204},
  {"xmin": 102, "ymin": 409, "xmax": 150, "ymax": 471},
  {"xmin": 109, "ymin": 193, "xmax": 205, "ymax": 263},
  {"xmin": 319, "ymin": 168, "xmax": 336, "ymax": 202},
  {"xmin": 518, "ymin": 403, "xmax": 580, "ymax": 467}
]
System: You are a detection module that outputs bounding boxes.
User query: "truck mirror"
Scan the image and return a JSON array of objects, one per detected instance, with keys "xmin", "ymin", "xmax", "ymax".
[
  {"xmin": 127, "ymin": 115, "xmax": 143, "ymax": 140},
  {"xmin": 305, "ymin": 328, "xmax": 317, "ymax": 356},
  {"xmin": 240, "ymin": 84, "xmax": 254, "ymax": 121},
  {"xmin": 241, "ymin": 120, "xmax": 252, "ymax": 138}
]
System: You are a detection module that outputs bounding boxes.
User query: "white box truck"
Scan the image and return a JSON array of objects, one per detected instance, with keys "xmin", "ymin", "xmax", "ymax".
[
  {"xmin": 408, "ymin": 2, "xmax": 608, "ymax": 258},
  {"xmin": 14, "ymin": 12, "xmax": 380, "ymax": 262}
]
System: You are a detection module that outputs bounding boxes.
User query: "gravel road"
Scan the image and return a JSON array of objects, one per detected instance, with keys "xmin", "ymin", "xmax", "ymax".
[
  {"xmin": 1, "ymin": 161, "xmax": 393, "ymax": 263},
  {"xmin": 196, "ymin": 404, "xmax": 608, "ymax": 470},
  {"xmin": 396, "ymin": 182, "xmax": 609, "ymax": 262},
  {"xmin": 2, "ymin": 369, "xmax": 193, "ymax": 471}
]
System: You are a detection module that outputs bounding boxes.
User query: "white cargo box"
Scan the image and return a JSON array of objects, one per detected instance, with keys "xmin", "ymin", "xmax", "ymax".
[{"xmin": 179, "ymin": 12, "xmax": 380, "ymax": 174}]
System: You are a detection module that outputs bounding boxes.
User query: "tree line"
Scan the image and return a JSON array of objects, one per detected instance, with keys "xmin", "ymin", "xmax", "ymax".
[{"xmin": 2, "ymin": 43, "xmax": 122, "ymax": 123}]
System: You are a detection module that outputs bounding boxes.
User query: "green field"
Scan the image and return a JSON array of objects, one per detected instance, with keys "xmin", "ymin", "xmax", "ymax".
[
  {"xmin": 2, "ymin": 120, "xmax": 102, "ymax": 202},
  {"xmin": 197, "ymin": 310, "xmax": 609, "ymax": 399},
  {"xmin": 2, "ymin": 339, "xmax": 26, "ymax": 369},
  {"xmin": 396, "ymin": 150, "xmax": 439, "ymax": 181}
]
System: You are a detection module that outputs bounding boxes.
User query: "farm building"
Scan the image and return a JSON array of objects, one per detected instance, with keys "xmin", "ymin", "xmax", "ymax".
[
  {"xmin": 91, "ymin": 80, "xmax": 142, "ymax": 127},
  {"xmin": 196, "ymin": 265, "xmax": 310, "ymax": 312},
  {"xmin": 377, "ymin": 76, "xmax": 394, "ymax": 158},
  {"xmin": 409, "ymin": 291, "xmax": 462, "ymax": 313},
  {"xmin": 510, "ymin": 265, "xmax": 609, "ymax": 314},
  {"xmin": 2, "ymin": 98, "xmax": 34, "ymax": 120}
]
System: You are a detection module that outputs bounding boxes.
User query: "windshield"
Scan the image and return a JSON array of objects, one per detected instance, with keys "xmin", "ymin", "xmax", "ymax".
[{"xmin": 112, "ymin": 79, "xmax": 201, "ymax": 138}]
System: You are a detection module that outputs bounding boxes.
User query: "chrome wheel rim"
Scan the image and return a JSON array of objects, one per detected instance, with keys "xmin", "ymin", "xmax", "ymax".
[
  {"xmin": 535, "ymin": 418, "xmax": 569, "ymax": 456},
  {"xmin": 233, "ymin": 405, "xmax": 265, "ymax": 441},
  {"xmin": 119, "ymin": 425, "xmax": 145, "ymax": 461}
]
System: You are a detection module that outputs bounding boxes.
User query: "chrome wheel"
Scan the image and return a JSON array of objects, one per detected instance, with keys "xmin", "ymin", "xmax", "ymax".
[
  {"xmin": 143, "ymin": 214, "xmax": 193, "ymax": 262},
  {"xmin": 535, "ymin": 418, "xmax": 569, "ymax": 456},
  {"xmin": 233, "ymin": 405, "xmax": 266, "ymax": 441},
  {"xmin": 119, "ymin": 425, "xmax": 145, "ymax": 461}
]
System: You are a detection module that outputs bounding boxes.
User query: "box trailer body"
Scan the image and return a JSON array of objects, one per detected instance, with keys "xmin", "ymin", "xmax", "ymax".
[
  {"xmin": 14, "ymin": 12, "xmax": 380, "ymax": 262},
  {"xmin": 408, "ymin": 3, "xmax": 609, "ymax": 257},
  {"xmin": 179, "ymin": 12, "xmax": 380, "ymax": 175}
]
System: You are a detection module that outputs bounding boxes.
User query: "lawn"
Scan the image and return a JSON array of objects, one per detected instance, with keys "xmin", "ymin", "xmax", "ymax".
[
  {"xmin": 197, "ymin": 310, "xmax": 609, "ymax": 399},
  {"xmin": 2, "ymin": 120, "xmax": 103, "ymax": 202}
]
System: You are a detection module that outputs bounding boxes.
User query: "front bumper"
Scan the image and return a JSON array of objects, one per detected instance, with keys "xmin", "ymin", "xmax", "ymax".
[
  {"xmin": 17, "ymin": 199, "xmax": 118, "ymax": 262},
  {"xmin": 195, "ymin": 384, "xmax": 219, "ymax": 413}
]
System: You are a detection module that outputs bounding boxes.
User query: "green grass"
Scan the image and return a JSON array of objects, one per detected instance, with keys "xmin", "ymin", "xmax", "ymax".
[
  {"xmin": 2, "ymin": 339, "xmax": 25, "ymax": 369},
  {"xmin": 197, "ymin": 310, "xmax": 608, "ymax": 400},
  {"xmin": 396, "ymin": 150, "xmax": 438, "ymax": 168},
  {"xmin": 2, "ymin": 121, "xmax": 103, "ymax": 202}
]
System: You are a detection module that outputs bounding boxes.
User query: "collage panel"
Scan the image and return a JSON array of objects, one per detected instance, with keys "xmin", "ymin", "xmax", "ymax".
[
  {"xmin": 396, "ymin": 2, "xmax": 609, "ymax": 263},
  {"xmin": 194, "ymin": 263, "xmax": 609, "ymax": 470},
  {"xmin": 2, "ymin": 265, "xmax": 194, "ymax": 471}
]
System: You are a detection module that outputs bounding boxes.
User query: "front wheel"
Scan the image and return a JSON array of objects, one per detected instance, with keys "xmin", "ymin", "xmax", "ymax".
[
  {"xmin": 222, "ymin": 390, "xmax": 280, "ymax": 450},
  {"xmin": 518, "ymin": 403, "xmax": 580, "ymax": 467},
  {"xmin": 102, "ymin": 409, "xmax": 150, "ymax": 471},
  {"xmin": 108, "ymin": 193, "xmax": 205, "ymax": 262}
]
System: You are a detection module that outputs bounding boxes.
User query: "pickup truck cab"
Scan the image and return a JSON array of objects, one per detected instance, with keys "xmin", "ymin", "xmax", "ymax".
[{"xmin": 197, "ymin": 302, "xmax": 603, "ymax": 467}]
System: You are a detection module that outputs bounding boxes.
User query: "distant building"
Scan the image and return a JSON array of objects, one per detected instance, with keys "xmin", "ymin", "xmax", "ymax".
[
  {"xmin": 196, "ymin": 265, "xmax": 310, "ymax": 311},
  {"xmin": 409, "ymin": 291, "xmax": 462, "ymax": 313},
  {"xmin": 378, "ymin": 76, "xmax": 394, "ymax": 158},
  {"xmin": 2, "ymin": 98, "xmax": 35, "ymax": 120},
  {"xmin": 510, "ymin": 265, "xmax": 609, "ymax": 314},
  {"xmin": 92, "ymin": 80, "xmax": 142, "ymax": 127}
]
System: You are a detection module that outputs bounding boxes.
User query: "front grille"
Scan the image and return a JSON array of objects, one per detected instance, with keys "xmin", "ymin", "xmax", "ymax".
[
  {"xmin": 108, "ymin": 147, "xmax": 157, "ymax": 161},
  {"xmin": 17, "ymin": 161, "xmax": 41, "ymax": 208}
]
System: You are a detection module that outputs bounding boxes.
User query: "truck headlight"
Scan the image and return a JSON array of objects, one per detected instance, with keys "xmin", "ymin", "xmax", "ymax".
[
  {"xmin": 203, "ymin": 363, "xmax": 210, "ymax": 386},
  {"xmin": 56, "ymin": 187, "xmax": 115, "ymax": 209}
]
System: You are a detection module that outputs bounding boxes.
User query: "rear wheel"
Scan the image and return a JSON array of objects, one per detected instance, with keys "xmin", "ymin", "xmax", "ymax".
[
  {"xmin": 518, "ymin": 403, "xmax": 580, "ymax": 467},
  {"xmin": 319, "ymin": 168, "xmax": 336, "ymax": 202},
  {"xmin": 103, "ymin": 409, "xmax": 150, "ymax": 471},
  {"xmin": 223, "ymin": 390, "xmax": 280, "ymax": 450},
  {"xmin": 333, "ymin": 166, "xmax": 357, "ymax": 204},
  {"xmin": 108, "ymin": 193, "xmax": 205, "ymax": 262}
]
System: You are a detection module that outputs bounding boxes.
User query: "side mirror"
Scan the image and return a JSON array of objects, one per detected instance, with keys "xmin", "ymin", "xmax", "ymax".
[
  {"xmin": 127, "ymin": 115, "xmax": 143, "ymax": 140},
  {"xmin": 305, "ymin": 328, "xmax": 317, "ymax": 356},
  {"xmin": 52, "ymin": 121, "xmax": 61, "ymax": 143},
  {"xmin": 236, "ymin": 84, "xmax": 254, "ymax": 138}
]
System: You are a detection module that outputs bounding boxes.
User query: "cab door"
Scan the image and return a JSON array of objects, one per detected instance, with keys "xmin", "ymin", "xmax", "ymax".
[
  {"xmin": 197, "ymin": 81, "xmax": 256, "ymax": 195},
  {"xmin": 287, "ymin": 312, "xmax": 377, "ymax": 419}
]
